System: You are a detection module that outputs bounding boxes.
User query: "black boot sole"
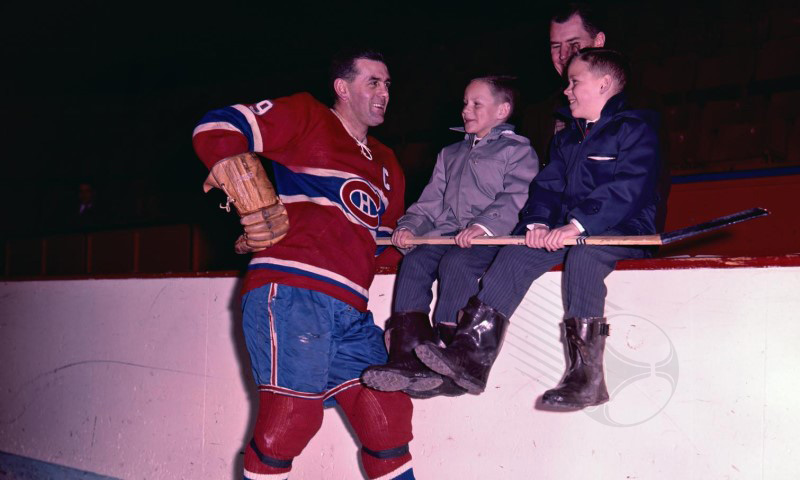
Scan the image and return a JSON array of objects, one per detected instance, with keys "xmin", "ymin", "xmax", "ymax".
[
  {"xmin": 414, "ymin": 344, "xmax": 485, "ymax": 395},
  {"xmin": 540, "ymin": 395, "xmax": 609, "ymax": 410},
  {"xmin": 405, "ymin": 375, "xmax": 468, "ymax": 399},
  {"xmin": 362, "ymin": 367, "xmax": 443, "ymax": 392}
]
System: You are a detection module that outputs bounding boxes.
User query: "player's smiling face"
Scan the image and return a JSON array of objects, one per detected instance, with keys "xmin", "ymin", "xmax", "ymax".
[{"xmin": 346, "ymin": 58, "xmax": 391, "ymax": 131}]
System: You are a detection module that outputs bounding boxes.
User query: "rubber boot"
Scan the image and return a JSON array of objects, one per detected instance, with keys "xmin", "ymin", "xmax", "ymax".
[
  {"xmin": 414, "ymin": 297, "xmax": 509, "ymax": 395},
  {"xmin": 362, "ymin": 312, "xmax": 443, "ymax": 393},
  {"xmin": 541, "ymin": 317, "xmax": 609, "ymax": 409},
  {"xmin": 404, "ymin": 323, "xmax": 467, "ymax": 399}
]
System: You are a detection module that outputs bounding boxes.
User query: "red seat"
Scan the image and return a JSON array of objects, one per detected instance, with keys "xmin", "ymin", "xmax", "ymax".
[
  {"xmin": 695, "ymin": 49, "xmax": 756, "ymax": 89},
  {"xmin": 708, "ymin": 123, "xmax": 767, "ymax": 164},
  {"xmin": 756, "ymin": 39, "xmax": 800, "ymax": 81},
  {"xmin": 641, "ymin": 55, "xmax": 698, "ymax": 94}
]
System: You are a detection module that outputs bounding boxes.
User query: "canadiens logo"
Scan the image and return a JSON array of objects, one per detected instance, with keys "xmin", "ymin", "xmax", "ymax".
[{"xmin": 340, "ymin": 178, "xmax": 381, "ymax": 230}]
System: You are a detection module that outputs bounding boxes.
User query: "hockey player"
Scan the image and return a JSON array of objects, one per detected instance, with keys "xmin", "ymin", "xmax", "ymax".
[{"xmin": 193, "ymin": 49, "xmax": 415, "ymax": 480}]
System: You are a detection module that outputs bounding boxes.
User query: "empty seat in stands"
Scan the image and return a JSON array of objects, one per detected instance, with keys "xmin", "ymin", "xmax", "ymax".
[
  {"xmin": 700, "ymin": 97, "xmax": 767, "ymax": 133},
  {"xmin": 788, "ymin": 121, "xmax": 800, "ymax": 163},
  {"xmin": 667, "ymin": 130, "xmax": 700, "ymax": 172},
  {"xmin": 88, "ymin": 230, "xmax": 136, "ymax": 274},
  {"xmin": 695, "ymin": 49, "xmax": 756, "ymax": 89},
  {"xmin": 138, "ymin": 225, "xmax": 193, "ymax": 273},
  {"xmin": 756, "ymin": 39, "xmax": 800, "ymax": 81},
  {"xmin": 708, "ymin": 123, "xmax": 767, "ymax": 164},
  {"xmin": 45, "ymin": 233, "xmax": 87, "ymax": 275},
  {"xmin": 765, "ymin": 91, "xmax": 800, "ymax": 162},
  {"xmin": 767, "ymin": 90, "xmax": 800, "ymax": 119},
  {"xmin": 767, "ymin": 6, "xmax": 800, "ymax": 40},
  {"xmin": 711, "ymin": 15, "xmax": 768, "ymax": 48},
  {"xmin": 641, "ymin": 55, "xmax": 698, "ymax": 95},
  {"xmin": 663, "ymin": 103, "xmax": 700, "ymax": 132}
]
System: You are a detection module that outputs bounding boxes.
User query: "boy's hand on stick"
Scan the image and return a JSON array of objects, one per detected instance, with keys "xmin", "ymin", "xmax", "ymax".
[
  {"xmin": 543, "ymin": 224, "xmax": 580, "ymax": 251},
  {"xmin": 525, "ymin": 225, "xmax": 550, "ymax": 249},
  {"xmin": 392, "ymin": 228, "xmax": 414, "ymax": 249},
  {"xmin": 455, "ymin": 225, "xmax": 488, "ymax": 248}
]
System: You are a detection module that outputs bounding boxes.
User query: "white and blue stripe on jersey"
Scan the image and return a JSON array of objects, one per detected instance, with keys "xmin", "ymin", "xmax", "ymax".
[
  {"xmin": 193, "ymin": 105, "xmax": 263, "ymax": 152},
  {"xmin": 273, "ymin": 163, "xmax": 388, "ymax": 236}
]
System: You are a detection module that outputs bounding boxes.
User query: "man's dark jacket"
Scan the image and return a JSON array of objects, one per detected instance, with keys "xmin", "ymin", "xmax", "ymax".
[{"xmin": 514, "ymin": 92, "xmax": 661, "ymax": 237}]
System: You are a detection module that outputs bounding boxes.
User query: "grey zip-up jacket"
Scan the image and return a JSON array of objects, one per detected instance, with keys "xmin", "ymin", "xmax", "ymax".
[{"xmin": 397, "ymin": 123, "xmax": 539, "ymax": 238}]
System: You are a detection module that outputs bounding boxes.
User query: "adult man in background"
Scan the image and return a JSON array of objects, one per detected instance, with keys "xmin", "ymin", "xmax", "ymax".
[{"xmin": 523, "ymin": 3, "xmax": 607, "ymax": 165}]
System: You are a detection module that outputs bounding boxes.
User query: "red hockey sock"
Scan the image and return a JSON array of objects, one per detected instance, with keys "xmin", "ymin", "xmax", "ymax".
[
  {"xmin": 336, "ymin": 386, "xmax": 413, "ymax": 479},
  {"xmin": 243, "ymin": 392, "xmax": 323, "ymax": 478}
]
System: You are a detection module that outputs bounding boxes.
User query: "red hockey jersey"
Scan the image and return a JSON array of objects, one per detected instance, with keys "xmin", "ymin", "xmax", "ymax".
[{"xmin": 193, "ymin": 93, "xmax": 405, "ymax": 311}]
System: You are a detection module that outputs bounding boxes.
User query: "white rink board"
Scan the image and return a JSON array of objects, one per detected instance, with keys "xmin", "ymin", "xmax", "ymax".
[{"xmin": 1, "ymin": 267, "xmax": 799, "ymax": 479}]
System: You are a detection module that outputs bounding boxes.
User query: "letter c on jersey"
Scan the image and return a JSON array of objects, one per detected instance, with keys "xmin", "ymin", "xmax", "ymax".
[{"xmin": 382, "ymin": 167, "xmax": 391, "ymax": 191}]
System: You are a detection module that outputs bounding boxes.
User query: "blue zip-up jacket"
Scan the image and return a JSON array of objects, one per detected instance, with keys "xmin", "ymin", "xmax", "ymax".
[{"xmin": 515, "ymin": 92, "xmax": 661, "ymax": 236}]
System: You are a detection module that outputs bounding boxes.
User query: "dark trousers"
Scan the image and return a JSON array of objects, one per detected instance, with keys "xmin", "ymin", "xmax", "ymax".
[
  {"xmin": 393, "ymin": 245, "xmax": 500, "ymax": 326},
  {"xmin": 478, "ymin": 243, "xmax": 647, "ymax": 319}
]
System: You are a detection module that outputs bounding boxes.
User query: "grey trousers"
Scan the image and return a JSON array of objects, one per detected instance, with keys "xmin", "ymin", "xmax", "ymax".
[
  {"xmin": 477, "ymin": 243, "xmax": 647, "ymax": 319},
  {"xmin": 393, "ymin": 245, "xmax": 500, "ymax": 325}
]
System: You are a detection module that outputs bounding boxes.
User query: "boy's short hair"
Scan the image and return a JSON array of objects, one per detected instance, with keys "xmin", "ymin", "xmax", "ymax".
[
  {"xmin": 472, "ymin": 75, "xmax": 519, "ymax": 117},
  {"xmin": 571, "ymin": 48, "xmax": 630, "ymax": 92},
  {"xmin": 551, "ymin": 2, "xmax": 605, "ymax": 38}
]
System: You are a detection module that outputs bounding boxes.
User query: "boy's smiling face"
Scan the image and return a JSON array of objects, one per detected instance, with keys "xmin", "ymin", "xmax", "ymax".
[
  {"xmin": 564, "ymin": 58, "xmax": 609, "ymax": 121},
  {"xmin": 462, "ymin": 80, "xmax": 510, "ymax": 138}
]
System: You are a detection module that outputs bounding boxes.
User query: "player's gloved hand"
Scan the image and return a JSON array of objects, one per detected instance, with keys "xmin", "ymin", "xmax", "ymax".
[
  {"xmin": 455, "ymin": 225, "xmax": 487, "ymax": 248},
  {"xmin": 234, "ymin": 203, "xmax": 290, "ymax": 253}
]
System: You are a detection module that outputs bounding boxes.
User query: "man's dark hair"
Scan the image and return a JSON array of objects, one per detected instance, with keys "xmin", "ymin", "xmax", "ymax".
[
  {"xmin": 571, "ymin": 48, "xmax": 630, "ymax": 92},
  {"xmin": 329, "ymin": 48, "xmax": 386, "ymax": 90},
  {"xmin": 551, "ymin": 2, "xmax": 605, "ymax": 38},
  {"xmin": 472, "ymin": 75, "xmax": 519, "ymax": 117}
]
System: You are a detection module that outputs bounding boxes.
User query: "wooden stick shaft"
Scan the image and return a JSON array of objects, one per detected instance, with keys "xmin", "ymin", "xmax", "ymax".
[{"xmin": 376, "ymin": 235, "xmax": 663, "ymax": 246}]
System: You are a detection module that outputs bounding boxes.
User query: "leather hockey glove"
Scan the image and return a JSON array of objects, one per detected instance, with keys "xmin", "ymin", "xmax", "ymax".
[{"xmin": 203, "ymin": 152, "xmax": 289, "ymax": 253}]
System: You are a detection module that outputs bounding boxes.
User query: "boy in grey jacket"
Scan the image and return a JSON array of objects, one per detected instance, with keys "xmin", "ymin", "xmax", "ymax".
[{"xmin": 362, "ymin": 76, "xmax": 538, "ymax": 397}]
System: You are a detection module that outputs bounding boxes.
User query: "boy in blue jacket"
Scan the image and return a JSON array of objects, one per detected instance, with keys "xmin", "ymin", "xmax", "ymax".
[{"xmin": 415, "ymin": 49, "xmax": 662, "ymax": 408}]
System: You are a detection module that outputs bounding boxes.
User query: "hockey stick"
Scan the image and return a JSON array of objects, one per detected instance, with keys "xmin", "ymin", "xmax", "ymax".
[{"xmin": 375, "ymin": 208, "xmax": 769, "ymax": 246}]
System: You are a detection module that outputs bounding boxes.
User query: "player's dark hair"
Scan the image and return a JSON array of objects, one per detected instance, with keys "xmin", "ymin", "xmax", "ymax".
[
  {"xmin": 330, "ymin": 48, "xmax": 386, "ymax": 88},
  {"xmin": 551, "ymin": 2, "xmax": 605, "ymax": 38},
  {"xmin": 471, "ymin": 75, "xmax": 519, "ymax": 117},
  {"xmin": 570, "ymin": 48, "xmax": 630, "ymax": 92}
]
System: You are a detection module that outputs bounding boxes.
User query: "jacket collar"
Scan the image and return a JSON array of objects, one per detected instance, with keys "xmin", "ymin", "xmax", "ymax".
[
  {"xmin": 557, "ymin": 91, "xmax": 629, "ymax": 132},
  {"xmin": 450, "ymin": 122, "xmax": 516, "ymax": 144}
]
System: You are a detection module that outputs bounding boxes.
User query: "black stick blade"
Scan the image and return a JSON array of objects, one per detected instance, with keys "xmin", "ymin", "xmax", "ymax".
[{"xmin": 660, "ymin": 207, "xmax": 770, "ymax": 245}]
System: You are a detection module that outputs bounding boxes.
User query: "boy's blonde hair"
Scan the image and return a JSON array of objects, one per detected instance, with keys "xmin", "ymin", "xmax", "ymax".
[{"xmin": 471, "ymin": 75, "xmax": 519, "ymax": 117}]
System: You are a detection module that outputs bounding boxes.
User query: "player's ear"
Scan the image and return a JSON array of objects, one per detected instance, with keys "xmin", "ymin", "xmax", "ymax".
[{"xmin": 333, "ymin": 78, "xmax": 349, "ymax": 102}]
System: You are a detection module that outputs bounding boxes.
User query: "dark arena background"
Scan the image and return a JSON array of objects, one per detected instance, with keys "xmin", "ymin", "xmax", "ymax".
[
  {"xmin": 2, "ymin": 2, "xmax": 800, "ymax": 479},
  {"xmin": 2, "ymin": 0, "xmax": 798, "ymax": 274}
]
